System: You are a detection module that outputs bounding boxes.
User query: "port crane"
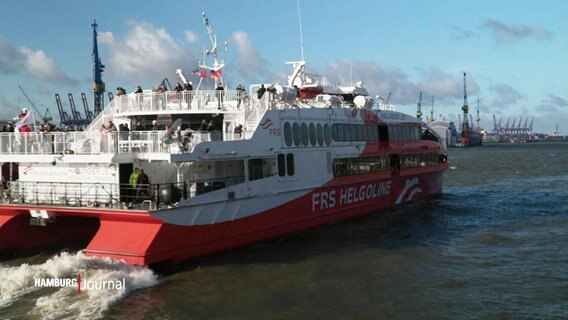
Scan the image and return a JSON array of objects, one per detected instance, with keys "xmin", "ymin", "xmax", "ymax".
[
  {"xmin": 18, "ymin": 86, "xmax": 53, "ymax": 124},
  {"xmin": 416, "ymin": 92, "xmax": 423, "ymax": 120},
  {"xmin": 92, "ymin": 20, "xmax": 105, "ymax": 116}
]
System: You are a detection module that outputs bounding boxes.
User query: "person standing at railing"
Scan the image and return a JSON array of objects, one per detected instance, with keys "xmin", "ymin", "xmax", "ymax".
[
  {"xmin": 128, "ymin": 167, "xmax": 139, "ymax": 206},
  {"xmin": 267, "ymin": 85, "xmax": 277, "ymax": 103},
  {"xmin": 151, "ymin": 120, "xmax": 160, "ymax": 152},
  {"xmin": 215, "ymin": 82, "xmax": 224, "ymax": 110},
  {"xmin": 173, "ymin": 82, "xmax": 183, "ymax": 105},
  {"xmin": 184, "ymin": 81, "xmax": 193, "ymax": 108},
  {"xmin": 234, "ymin": 124, "xmax": 243, "ymax": 139},
  {"xmin": 135, "ymin": 169, "xmax": 150, "ymax": 204},
  {"xmin": 257, "ymin": 84, "xmax": 266, "ymax": 109},
  {"xmin": 134, "ymin": 85, "xmax": 143, "ymax": 108},
  {"xmin": 236, "ymin": 84, "xmax": 245, "ymax": 109}
]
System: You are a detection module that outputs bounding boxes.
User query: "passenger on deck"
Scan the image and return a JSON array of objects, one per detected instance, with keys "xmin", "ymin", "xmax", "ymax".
[
  {"xmin": 129, "ymin": 167, "xmax": 140, "ymax": 206},
  {"xmin": 267, "ymin": 85, "xmax": 277, "ymax": 102},
  {"xmin": 199, "ymin": 119, "xmax": 208, "ymax": 131},
  {"xmin": 135, "ymin": 169, "xmax": 150, "ymax": 204},
  {"xmin": 236, "ymin": 84, "xmax": 245, "ymax": 109},
  {"xmin": 257, "ymin": 84, "xmax": 266, "ymax": 99},
  {"xmin": 184, "ymin": 81, "xmax": 193, "ymax": 107},
  {"xmin": 215, "ymin": 82, "xmax": 225, "ymax": 109},
  {"xmin": 134, "ymin": 85, "xmax": 143, "ymax": 108},
  {"xmin": 234, "ymin": 124, "xmax": 243, "ymax": 138},
  {"xmin": 151, "ymin": 120, "xmax": 159, "ymax": 152}
]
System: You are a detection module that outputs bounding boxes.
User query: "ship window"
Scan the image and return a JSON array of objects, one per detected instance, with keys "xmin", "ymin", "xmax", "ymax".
[
  {"xmin": 367, "ymin": 125, "xmax": 378, "ymax": 141},
  {"xmin": 332, "ymin": 156, "xmax": 390, "ymax": 177},
  {"xmin": 378, "ymin": 125, "xmax": 388, "ymax": 142},
  {"xmin": 301, "ymin": 123, "xmax": 309, "ymax": 146},
  {"xmin": 292, "ymin": 122, "xmax": 301, "ymax": 146},
  {"xmin": 324, "ymin": 124, "xmax": 331, "ymax": 145},
  {"xmin": 350, "ymin": 125, "xmax": 357, "ymax": 141},
  {"xmin": 331, "ymin": 124, "xmax": 338, "ymax": 141},
  {"xmin": 278, "ymin": 154, "xmax": 286, "ymax": 176},
  {"xmin": 249, "ymin": 159, "xmax": 263, "ymax": 181},
  {"xmin": 309, "ymin": 123, "xmax": 317, "ymax": 146},
  {"xmin": 286, "ymin": 153, "xmax": 295, "ymax": 175},
  {"xmin": 317, "ymin": 123, "xmax": 324, "ymax": 146},
  {"xmin": 284, "ymin": 122, "xmax": 293, "ymax": 146}
]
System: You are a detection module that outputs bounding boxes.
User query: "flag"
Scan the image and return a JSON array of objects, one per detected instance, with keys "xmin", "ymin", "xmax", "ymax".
[
  {"xmin": 191, "ymin": 69, "xmax": 200, "ymax": 74},
  {"xmin": 210, "ymin": 69, "xmax": 222, "ymax": 79},
  {"xmin": 15, "ymin": 109, "xmax": 35, "ymax": 131},
  {"xmin": 198, "ymin": 71, "xmax": 207, "ymax": 79}
]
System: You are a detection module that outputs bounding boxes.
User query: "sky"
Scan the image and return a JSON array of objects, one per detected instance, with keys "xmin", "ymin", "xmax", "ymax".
[{"xmin": 0, "ymin": 0, "xmax": 567, "ymax": 134}]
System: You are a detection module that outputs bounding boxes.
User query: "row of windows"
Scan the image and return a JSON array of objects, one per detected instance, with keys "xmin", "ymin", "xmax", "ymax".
[
  {"xmin": 333, "ymin": 153, "xmax": 444, "ymax": 177},
  {"xmin": 284, "ymin": 122, "xmax": 441, "ymax": 148},
  {"xmin": 283, "ymin": 122, "xmax": 332, "ymax": 147},
  {"xmin": 388, "ymin": 126, "xmax": 422, "ymax": 141},
  {"xmin": 399, "ymin": 153, "xmax": 443, "ymax": 169},
  {"xmin": 333, "ymin": 156, "xmax": 390, "ymax": 177},
  {"xmin": 277, "ymin": 153, "xmax": 295, "ymax": 177},
  {"xmin": 331, "ymin": 124, "xmax": 381, "ymax": 142}
]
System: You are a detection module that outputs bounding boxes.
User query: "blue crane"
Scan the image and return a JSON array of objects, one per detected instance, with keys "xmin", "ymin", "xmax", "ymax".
[{"xmin": 92, "ymin": 20, "xmax": 105, "ymax": 116}]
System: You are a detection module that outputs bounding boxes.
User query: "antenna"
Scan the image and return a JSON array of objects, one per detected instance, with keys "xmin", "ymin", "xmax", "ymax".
[{"xmin": 296, "ymin": 0, "xmax": 305, "ymax": 61}]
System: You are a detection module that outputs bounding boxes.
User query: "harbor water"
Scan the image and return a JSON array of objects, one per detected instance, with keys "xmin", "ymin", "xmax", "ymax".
[{"xmin": 1, "ymin": 142, "xmax": 567, "ymax": 319}]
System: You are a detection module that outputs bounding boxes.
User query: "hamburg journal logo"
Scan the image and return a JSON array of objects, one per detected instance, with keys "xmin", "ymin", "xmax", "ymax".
[{"xmin": 34, "ymin": 273, "xmax": 125, "ymax": 294}]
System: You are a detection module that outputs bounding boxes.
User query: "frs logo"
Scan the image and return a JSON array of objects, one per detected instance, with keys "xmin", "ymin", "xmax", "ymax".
[
  {"xmin": 395, "ymin": 177, "xmax": 422, "ymax": 204},
  {"xmin": 259, "ymin": 118, "xmax": 273, "ymax": 129}
]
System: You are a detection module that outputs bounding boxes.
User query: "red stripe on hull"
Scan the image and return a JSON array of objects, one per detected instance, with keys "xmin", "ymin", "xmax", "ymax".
[
  {"xmin": 89, "ymin": 167, "xmax": 446, "ymax": 265},
  {"xmin": 0, "ymin": 207, "xmax": 99, "ymax": 253},
  {"xmin": 0, "ymin": 167, "xmax": 446, "ymax": 266}
]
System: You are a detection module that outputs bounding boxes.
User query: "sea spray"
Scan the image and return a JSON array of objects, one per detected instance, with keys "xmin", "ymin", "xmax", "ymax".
[{"xmin": 0, "ymin": 251, "xmax": 159, "ymax": 319}]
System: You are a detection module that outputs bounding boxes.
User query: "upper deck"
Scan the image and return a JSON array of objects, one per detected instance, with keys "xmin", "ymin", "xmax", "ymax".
[{"xmin": 0, "ymin": 88, "xmax": 397, "ymax": 163}]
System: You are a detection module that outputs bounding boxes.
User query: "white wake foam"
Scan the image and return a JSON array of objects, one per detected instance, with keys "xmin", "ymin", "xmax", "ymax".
[{"xmin": 0, "ymin": 251, "xmax": 159, "ymax": 319}]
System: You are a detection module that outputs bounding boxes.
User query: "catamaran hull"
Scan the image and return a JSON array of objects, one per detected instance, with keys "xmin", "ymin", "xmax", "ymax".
[{"xmin": 0, "ymin": 167, "xmax": 445, "ymax": 266}]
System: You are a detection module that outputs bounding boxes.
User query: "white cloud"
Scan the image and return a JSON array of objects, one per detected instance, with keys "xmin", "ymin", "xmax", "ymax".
[
  {"xmin": 0, "ymin": 34, "xmax": 77, "ymax": 84},
  {"xmin": 99, "ymin": 21, "xmax": 198, "ymax": 88},
  {"xmin": 184, "ymin": 30, "xmax": 199, "ymax": 43},
  {"xmin": 230, "ymin": 31, "xmax": 269, "ymax": 83},
  {"xmin": 483, "ymin": 19, "xmax": 554, "ymax": 44}
]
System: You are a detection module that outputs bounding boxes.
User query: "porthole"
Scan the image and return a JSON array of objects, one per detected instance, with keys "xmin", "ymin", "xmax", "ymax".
[
  {"xmin": 301, "ymin": 123, "xmax": 309, "ymax": 146},
  {"xmin": 309, "ymin": 123, "xmax": 317, "ymax": 146},
  {"xmin": 292, "ymin": 122, "xmax": 301, "ymax": 146},
  {"xmin": 283, "ymin": 122, "xmax": 293, "ymax": 146},
  {"xmin": 317, "ymin": 123, "xmax": 324, "ymax": 146},
  {"xmin": 324, "ymin": 124, "xmax": 332, "ymax": 145}
]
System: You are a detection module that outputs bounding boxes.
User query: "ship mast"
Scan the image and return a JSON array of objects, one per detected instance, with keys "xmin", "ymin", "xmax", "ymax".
[
  {"xmin": 476, "ymin": 96, "xmax": 481, "ymax": 130},
  {"xmin": 199, "ymin": 12, "xmax": 227, "ymax": 86}
]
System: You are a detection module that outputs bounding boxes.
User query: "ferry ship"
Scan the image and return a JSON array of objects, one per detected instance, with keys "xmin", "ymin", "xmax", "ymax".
[{"xmin": 0, "ymin": 19, "xmax": 448, "ymax": 268}]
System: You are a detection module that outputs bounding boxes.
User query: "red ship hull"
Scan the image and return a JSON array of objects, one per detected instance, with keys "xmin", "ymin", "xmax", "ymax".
[{"xmin": 0, "ymin": 166, "xmax": 445, "ymax": 266}]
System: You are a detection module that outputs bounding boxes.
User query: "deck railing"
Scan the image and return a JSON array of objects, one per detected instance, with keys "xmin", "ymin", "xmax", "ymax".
[
  {"xmin": 1, "ymin": 175, "xmax": 246, "ymax": 210},
  {"xmin": 0, "ymin": 130, "xmax": 251, "ymax": 156}
]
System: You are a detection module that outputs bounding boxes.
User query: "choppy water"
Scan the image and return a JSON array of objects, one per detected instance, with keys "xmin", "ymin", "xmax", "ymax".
[{"xmin": 1, "ymin": 142, "xmax": 567, "ymax": 319}]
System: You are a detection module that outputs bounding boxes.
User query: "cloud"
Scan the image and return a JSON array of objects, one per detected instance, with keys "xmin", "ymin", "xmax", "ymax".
[
  {"xmin": 449, "ymin": 24, "xmax": 475, "ymax": 40},
  {"xmin": 321, "ymin": 60, "xmax": 477, "ymax": 109},
  {"xmin": 0, "ymin": 34, "xmax": 77, "ymax": 84},
  {"xmin": 482, "ymin": 19, "xmax": 554, "ymax": 44},
  {"xmin": 536, "ymin": 93, "xmax": 568, "ymax": 113},
  {"xmin": 487, "ymin": 83, "xmax": 523, "ymax": 109},
  {"xmin": 99, "ymin": 21, "xmax": 198, "ymax": 87},
  {"xmin": 184, "ymin": 30, "xmax": 199, "ymax": 43},
  {"xmin": 230, "ymin": 31, "xmax": 269, "ymax": 83}
]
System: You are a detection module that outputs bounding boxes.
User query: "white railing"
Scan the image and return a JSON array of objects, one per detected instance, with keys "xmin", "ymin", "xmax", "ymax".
[{"xmin": 0, "ymin": 130, "xmax": 251, "ymax": 156}]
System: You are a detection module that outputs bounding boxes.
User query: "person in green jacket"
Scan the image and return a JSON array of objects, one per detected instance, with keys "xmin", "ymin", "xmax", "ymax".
[{"xmin": 129, "ymin": 167, "xmax": 140, "ymax": 205}]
